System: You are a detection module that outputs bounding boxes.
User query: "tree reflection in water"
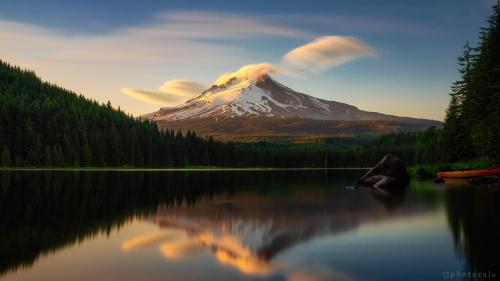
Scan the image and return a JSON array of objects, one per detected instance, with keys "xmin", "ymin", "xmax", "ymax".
[{"xmin": 444, "ymin": 186, "xmax": 500, "ymax": 276}]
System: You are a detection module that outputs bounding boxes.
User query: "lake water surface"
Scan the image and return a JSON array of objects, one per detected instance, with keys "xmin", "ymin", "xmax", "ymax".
[{"xmin": 0, "ymin": 170, "xmax": 498, "ymax": 281}]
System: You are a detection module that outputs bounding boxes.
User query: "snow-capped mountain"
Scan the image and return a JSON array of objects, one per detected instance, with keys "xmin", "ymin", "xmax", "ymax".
[
  {"xmin": 149, "ymin": 74, "xmax": 403, "ymax": 121},
  {"xmin": 147, "ymin": 74, "xmax": 441, "ymax": 141}
]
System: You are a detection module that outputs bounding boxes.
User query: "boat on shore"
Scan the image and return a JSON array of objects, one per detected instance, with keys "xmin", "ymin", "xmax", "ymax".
[{"xmin": 437, "ymin": 168, "xmax": 500, "ymax": 179}]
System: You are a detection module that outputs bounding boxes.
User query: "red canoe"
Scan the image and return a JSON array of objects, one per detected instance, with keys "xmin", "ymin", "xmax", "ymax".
[{"xmin": 437, "ymin": 168, "xmax": 500, "ymax": 179}]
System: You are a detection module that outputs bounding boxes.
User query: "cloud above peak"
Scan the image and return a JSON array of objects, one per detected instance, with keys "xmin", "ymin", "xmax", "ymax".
[
  {"xmin": 284, "ymin": 36, "xmax": 376, "ymax": 73},
  {"xmin": 214, "ymin": 63, "xmax": 280, "ymax": 85}
]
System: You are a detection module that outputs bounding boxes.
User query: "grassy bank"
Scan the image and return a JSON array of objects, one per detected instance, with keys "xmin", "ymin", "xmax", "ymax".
[
  {"xmin": 408, "ymin": 158, "xmax": 495, "ymax": 179},
  {"xmin": 0, "ymin": 166, "xmax": 370, "ymax": 172}
]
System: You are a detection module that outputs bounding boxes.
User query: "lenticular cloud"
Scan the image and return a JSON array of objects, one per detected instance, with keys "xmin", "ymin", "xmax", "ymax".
[
  {"xmin": 284, "ymin": 36, "xmax": 376, "ymax": 73},
  {"xmin": 213, "ymin": 63, "xmax": 280, "ymax": 85},
  {"xmin": 122, "ymin": 80, "xmax": 206, "ymax": 106}
]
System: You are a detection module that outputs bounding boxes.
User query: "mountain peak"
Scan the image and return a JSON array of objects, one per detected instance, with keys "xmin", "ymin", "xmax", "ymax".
[
  {"xmin": 213, "ymin": 73, "xmax": 271, "ymax": 89},
  {"xmin": 149, "ymin": 74, "xmax": 415, "ymax": 123},
  {"xmin": 255, "ymin": 73, "xmax": 272, "ymax": 82}
]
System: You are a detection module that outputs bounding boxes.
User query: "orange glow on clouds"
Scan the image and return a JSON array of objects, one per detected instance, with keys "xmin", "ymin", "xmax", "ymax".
[
  {"xmin": 121, "ymin": 80, "xmax": 205, "ymax": 106},
  {"xmin": 214, "ymin": 63, "xmax": 279, "ymax": 85},
  {"xmin": 284, "ymin": 36, "xmax": 376, "ymax": 73}
]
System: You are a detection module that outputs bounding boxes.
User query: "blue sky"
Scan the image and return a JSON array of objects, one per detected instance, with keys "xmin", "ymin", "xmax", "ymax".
[{"xmin": 0, "ymin": 0, "xmax": 494, "ymax": 120}]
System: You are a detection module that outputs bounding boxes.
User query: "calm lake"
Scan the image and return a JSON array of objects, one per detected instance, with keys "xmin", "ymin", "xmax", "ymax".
[{"xmin": 0, "ymin": 170, "xmax": 498, "ymax": 281}]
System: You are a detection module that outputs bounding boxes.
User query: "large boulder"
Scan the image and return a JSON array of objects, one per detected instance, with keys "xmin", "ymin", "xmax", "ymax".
[{"xmin": 358, "ymin": 154, "xmax": 409, "ymax": 189}]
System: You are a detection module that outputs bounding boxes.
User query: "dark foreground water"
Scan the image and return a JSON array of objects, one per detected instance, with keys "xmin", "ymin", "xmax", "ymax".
[{"xmin": 0, "ymin": 170, "xmax": 498, "ymax": 281}]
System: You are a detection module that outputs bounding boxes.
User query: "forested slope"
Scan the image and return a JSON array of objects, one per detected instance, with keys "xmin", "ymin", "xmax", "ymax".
[{"xmin": 0, "ymin": 61, "xmax": 235, "ymax": 167}]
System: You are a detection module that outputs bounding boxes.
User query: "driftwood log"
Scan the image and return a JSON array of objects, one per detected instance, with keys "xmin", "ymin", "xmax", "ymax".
[{"xmin": 358, "ymin": 154, "xmax": 409, "ymax": 189}]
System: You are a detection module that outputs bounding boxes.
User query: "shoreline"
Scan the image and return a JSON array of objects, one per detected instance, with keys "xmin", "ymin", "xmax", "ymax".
[{"xmin": 0, "ymin": 167, "xmax": 371, "ymax": 172}]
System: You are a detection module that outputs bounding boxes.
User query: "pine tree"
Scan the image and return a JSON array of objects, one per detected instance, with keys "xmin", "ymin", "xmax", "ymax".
[
  {"xmin": 44, "ymin": 146, "xmax": 53, "ymax": 167},
  {"xmin": 1, "ymin": 146, "xmax": 12, "ymax": 167},
  {"xmin": 52, "ymin": 146, "xmax": 65, "ymax": 167},
  {"xmin": 443, "ymin": 2, "xmax": 500, "ymax": 162},
  {"xmin": 80, "ymin": 132, "xmax": 92, "ymax": 166},
  {"xmin": 441, "ymin": 42, "xmax": 475, "ymax": 162},
  {"xmin": 471, "ymin": 1, "xmax": 500, "ymax": 160}
]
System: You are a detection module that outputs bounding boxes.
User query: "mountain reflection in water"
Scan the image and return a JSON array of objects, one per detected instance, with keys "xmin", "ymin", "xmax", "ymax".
[
  {"xmin": 127, "ymin": 189, "xmax": 411, "ymax": 277},
  {"xmin": 0, "ymin": 170, "xmax": 498, "ymax": 281}
]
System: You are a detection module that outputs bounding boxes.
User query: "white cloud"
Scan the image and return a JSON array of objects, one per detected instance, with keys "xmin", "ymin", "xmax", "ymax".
[
  {"xmin": 158, "ymin": 80, "xmax": 206, "ymax": 97},
  {"xmin": 284, "ymin": 36, "xmax": 376, "ymax": 73},
  {"xmin": 121, "ymin": 88, "xmax": 184, "ymax": 106},
  {"xmin": 214, "ymin": 63, "xmax": 280, "ymax": 85},
  {"xmin": 0, "ymin": 20, "xmax": 228, "ymax": 65},
  {"xmin": 0, "ymin": 11, "xmax": 308, "ymax": 66},
  {"xmin": 148, "ymin": 11, "xmax": 311, "ymax": 39},
  {"xmin": 122, "ymin": 79, "xmax": 206, "ymax": 106}
]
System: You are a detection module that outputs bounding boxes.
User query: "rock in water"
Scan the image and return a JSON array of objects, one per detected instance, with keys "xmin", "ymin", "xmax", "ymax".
[
  {"xmin": 362, "ymin": 175, "xmax": 396, "ymax": 188},
  {"xmin": 358, "ymin": 154, "xmax": 409, "ymax": 188}
]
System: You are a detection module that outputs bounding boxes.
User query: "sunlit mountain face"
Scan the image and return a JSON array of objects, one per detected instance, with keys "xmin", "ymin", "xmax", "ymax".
[
  {"xmin": 147, "ymin": 73, "xmax": 441, "ymax": 141},
  {"xmin": 149, "ymin": 74, "xmax": 378, "ymax": 121}
]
